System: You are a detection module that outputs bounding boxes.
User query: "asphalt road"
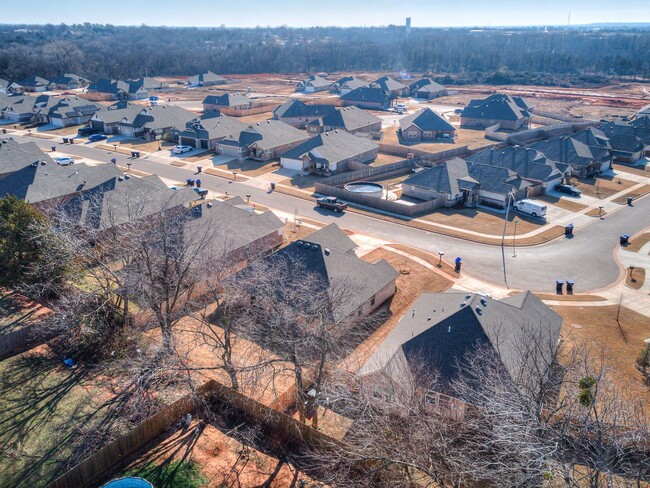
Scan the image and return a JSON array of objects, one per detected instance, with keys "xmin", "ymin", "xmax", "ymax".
[{"xmin": 18, "ymin": 135, "xmax": 650, "ymax": 293}]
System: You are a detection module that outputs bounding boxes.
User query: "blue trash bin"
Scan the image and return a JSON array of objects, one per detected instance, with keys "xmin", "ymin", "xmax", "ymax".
[
  {"xmin": 455, "ymin": 257, "xmax": 462, "ymax": 272},
  {"xmin": 620, "ymin": 234, "xmax": 630, "ymax": 246},
  {"xmin": 556, "ymin": 280, "xmax": 564, "ymax": 293},
  {"xmin": 565, "ymin": 224, "xmax": 574, "ymax": 236},
  {"xmin": 566, "ymin": 280, "xmax": 574, "ymax": 294}
]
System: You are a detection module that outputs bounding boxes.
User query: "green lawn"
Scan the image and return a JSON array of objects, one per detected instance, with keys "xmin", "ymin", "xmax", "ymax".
[
  {"xmin": 0, "ymin": 349, "xmax": 112, "ymax": 487},
  {"xmin": 124, "ymin": 460, "xmax": 207, "ymax": 488}
]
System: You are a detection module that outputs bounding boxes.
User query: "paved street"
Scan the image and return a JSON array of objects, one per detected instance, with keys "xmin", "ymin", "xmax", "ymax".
[{"xmin": 15, "ymin": 133, "xmax": 650, "ymax": 294}]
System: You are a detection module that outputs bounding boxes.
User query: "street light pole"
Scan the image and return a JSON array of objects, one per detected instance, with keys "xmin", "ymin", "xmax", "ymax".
[
  {"xmin": 513, "ymin": 218, "xmax": 519, "ymax": 258},
  {"xmin": 500, "ymin": 192, "xmax": 514, "ymax": 288}
]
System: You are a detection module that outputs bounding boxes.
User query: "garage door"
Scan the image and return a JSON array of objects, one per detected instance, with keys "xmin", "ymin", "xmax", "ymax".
[
  {"xmin": 220, "ymin": 145, "xmax": 241, "ymax": 157},
  {"xmin": 180, "ymin": 137, "xmax": 197, "ymax": 148},
  {"xmin": 281, "ymin": 158, "xmax": 304, "ymax": 171}
]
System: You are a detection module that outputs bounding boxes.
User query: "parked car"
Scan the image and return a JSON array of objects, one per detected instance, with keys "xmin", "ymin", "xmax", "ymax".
[
  {"xmin": 555, "ymin": 184, "xmax": 582, "ymax": 196},
  {"xmin": 88, "ymin": 133, "xmax": 107, "ymax": 142},
  {"xmin": 316, "ymin": 196, "xmax": 348, "ymax": 213},
  {"xmin": 172, "ymin": 144, "xmax": 193, "ymax": 154},
  {"xmin": 54, "ymin": 156, "xmax": 75, "ymax": 166},
  {"xmin": 77, "ymin": 126, "xmax": 99, "ymax": 136},
  {"xmin": 513, "ymin": 199, "xmax": 547, "ymax": 218},
  {"xmin": 454, "ymin": 108, "xmax": 463, "ymax": 114}
]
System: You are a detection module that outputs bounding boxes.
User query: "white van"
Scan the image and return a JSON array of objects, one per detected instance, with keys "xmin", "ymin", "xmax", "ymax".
[{"xmin": 513, "ymin": 199, "xmax": 547, "ymax": 218}]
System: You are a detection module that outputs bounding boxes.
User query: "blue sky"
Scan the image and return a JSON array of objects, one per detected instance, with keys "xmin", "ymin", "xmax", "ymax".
[{"xmin": 6, "ymin": 0, "xmax": 649, "ymax": 27}]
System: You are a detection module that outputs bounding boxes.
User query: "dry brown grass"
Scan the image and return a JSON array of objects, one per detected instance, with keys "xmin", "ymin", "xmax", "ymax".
[
  {"xmin": 626, "ymin": 232, "xmax": 650, "ymax": 253},
  {"xmin": 625, "ymin": 267, "xmax": 646, "ymax": 290},
  {"xmin": 419, "ymin": 206, "xmax": 543, "ymax": 236},
  {"xmin": 552, "ymin": 305, "xmax": 650, "ymax": 407},
  {"xmin": 571, "ymin": 175, "xmax": 637, "ymax": 199},
  {"xmin": 612, "ymin": 184, "xmax": 650, "ymax": 205},
  {"xmin": 370, "ymin": 153, "xmax": 408, "ymax": 166},
  {"xmin": 534, "ymin": 293, "xmax": 607, "ymax": 302},
  {"xmin": 613, "ymin": 162, "xmax": 650, "ymax": 177},
  {"xmin": 387, "ymin": 244, "xmax": 459, "ymax": 278},
  {"xmin": 381, "ymin": 125, "xmax": 491, "ymax": 150}
]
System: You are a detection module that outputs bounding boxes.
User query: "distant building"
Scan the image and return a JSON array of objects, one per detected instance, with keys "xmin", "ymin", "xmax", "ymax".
[
  {"xmin": 295, "ymin": 74, "xmax": 332, "ymax": 93},
  {"xmin": 341, "ymin": 86, "xmax": 392, "ymax": 110},
  {"xmin": 405, "ymin": 17, "xmax": 412, "ymax": 34},
  {"xmin": 188, "ymin": 71, "xmax": 227, "ymax": 86},
  {"xmin": 399, "ymin": 108, "xmax": 456, "ymax": 142},
  {"xmin": 306, "ymin": 106, "xmax": 382, "ymax": 135},
  {"xmin": 272, "ymin": 99, "xmax": 337, "ymax": 128},
  {"xmin": 461, "ymin": 93, "xmax": 532, "ymax": 130}
]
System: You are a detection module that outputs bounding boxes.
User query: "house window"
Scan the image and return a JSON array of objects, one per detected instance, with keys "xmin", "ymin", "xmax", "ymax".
[
  {"xmin": 406, "ymin": 130, "xmax": 419, "ymax": 139},
  {"xmin": 423, "ymin": 130, "xmax": 433, "ymax": 138}
]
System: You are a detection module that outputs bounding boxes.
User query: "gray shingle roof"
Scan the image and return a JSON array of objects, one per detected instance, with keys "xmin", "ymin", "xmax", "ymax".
[
  {"xmin": 297, "ymin": 75, "xmax": 332, "ymax": 89},
  {"xmin": 341, "ymin": 87, "xmax": 391, "ymax": 104},
  {"xmin": 462, "ymin": 94, "xmax": 531, "ymax": 122},
  {"xmin": 189, "ymin": 71, "xmax": 226, "ymax": 85},
  {"xmin": 273, "ymin": 99, "xmax": 337, "ymax": 119},
  {"xmin": 0, "ymin": 140, "xmax": 55, "ymax": 176},
  {"xmin": 409, "ymin": 78, "xmax": 447, "ymax": 94},
  {"xmin": 179, "ymin": 115, "xmax": 249, "ymax": 141},
  {"xmin": 93, "ymin": 103, "xmax": 144, "ymax": 125},
  {"xmin": 62, "ymin": 174, "xmax": 198, "ymax": 229},
  {"xmin": 360, "ymin": 291, "xmax": 563, "ymax": 387},
  {"xmin": 37, "ymin": 97, "xmax": 101, "ymax": 121},
  {"xmin": 467, "ymin": 146, "xmax": 566, "ymax": 183},
  {"xmin": 531, "ymin": 137, "xmax": 596, "ymax": 168},
  {"xmin": 281, "ymin": 130, "xmax": 378, "ymax": 166},
  {"xmin": 331, "ymin": 76, "xmax": 367, "ymax": 91},
  {"xmin": 203, "ymin": 93, "xmax": 251, "ymax": 107},
  {"xmin": 399, "ymin": 108, "xmax": 455, "ymax": 132},
  {"xmin": 240, "ymin": 119, "xmax": 310, "ymax": 151},
  {"xmin": 256, "ymin": 223, "xmax": 398, "ymax": 322},
  {"xmin": 370, "ymin": 76, "xmax": 406, "ymax": 92},
  {"xmin": 0, "ymin": 161, "xmax": 124, "ymax": 204},
  {"xmin": 16, "ymin": 76, "xmax": 49, "ymax": 88},
  {"xmin": 307, "ymin": 106, "xmax": 381, "ymax": 132},
  {"xmin": 130, "ymin": 105, "xmax": 197, "ymax": 131}
]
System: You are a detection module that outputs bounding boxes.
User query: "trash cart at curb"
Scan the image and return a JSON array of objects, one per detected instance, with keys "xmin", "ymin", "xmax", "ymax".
[
  {"xmin": 627, "ymin": 196, "xmax": 634, "ymax": 206},
  {"xmin": 455, "ymin": 257, "xmax": 462, "ymax": 272},
  {"xmin": 620, "ymin": 234, "xmax": 630, "ymax": 246},
  {"xmin": 566, "ymin": 280, "xmax": 574, "ymax": 294},
  {"xmin": 565, "ymin": 224, "xmax": 574, "ymax": 236},
  {"xmin": 556, "ymin": 280, "xmax": 564, "ymax": 294}
]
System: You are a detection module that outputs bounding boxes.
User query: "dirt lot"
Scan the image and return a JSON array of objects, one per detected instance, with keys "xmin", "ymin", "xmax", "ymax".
[
  {"xmin": 344, "ymin": 247, "xmax": 453, "ymax": 371},
  {"xmin": 552, "ymin": 305, "xmax": 650, "ymax": 407},
  {"xmin": 370, "ymin": 153, "xmax": 408, "ymax": 166}
]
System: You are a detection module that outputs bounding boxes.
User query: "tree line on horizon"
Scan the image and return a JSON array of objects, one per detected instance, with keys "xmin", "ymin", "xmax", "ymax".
[{"xmin": 0, "ymin": 23, "xmax": 648, "ymax": 86}]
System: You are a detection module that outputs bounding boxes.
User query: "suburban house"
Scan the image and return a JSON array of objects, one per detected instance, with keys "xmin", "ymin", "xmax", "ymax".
[
  {"xmin": 188, "ymin": 71, "xmax": 227, "ymax": 86},
  {"xmin": 398, "ymin": 108, "xmax": 456, "ymax": 142},
  {"xmin": 306, "ymin": 106, "xmax": 382, "ymax": 135},
  {"xmin": 47, "ymin": 74, "xmax": 90, "ymax": 90},
  {"xmin": 295, "ymin": 75, "xmax": 332, "ymax": 93},
  {"xmin": 408, "ymin": 78, "xmax": 448, "ymax": 99},
  {"xmin": 177, "ymin": 115, "xmax": 249, "ymax": 150},
  {"xmin": 61, "ymin": 174, "xmax": 199, "ymax": 230},
  {"xmin": 569, "ymin": 127, "xmax": 613, "ymax": 171},
  {"xmin": 599, "ymin": 117, "xmax": 650, "ymax": 162},
  {"xmin": 202, "ymin": 93, "xmax": 252, "ymax": 112},
  {"xmin": 402, "ymin": 157, "xmax": 531, "ymax": 208},
  {"xmin": 184, "ymin": 197, "xmax": 285, "ymax": 267},
  {"xmin": 330, "ymin": 76, "xmax": 367, "ymax": 95},
  {"xmin": 0, "ymin": 159, "xmax": 124, "ymax": 205},
  {"xmin": 272, "ymin": 99, "xmax": 337, "ymax": 128},
  {"xmin": 531, "ymin": 137, "xmax": 598, "ymax": 177},
  {"xmin": 33, "ymin": 97, "xmax": 101, "ymax": 127},
  {"xmin": 91, "ymin": 103, "xmax": 196, "ymax": 139},
  {"xmin": 251, "ymin": 223, "xmax": 399, "ymax": 322},
  {"xmin": 359, "ymin": 291, "xmax": 563, "ymax": 393},
  {"xmin": 369, "ymin": 76, "xmax": 407, "ymax": 97},
  {"xmin": 341, "ymin": 86, "xmax": 392, "ymax": 110},
  {"xmin": 0, "ymin": 140, "xmax": 55, "ymax": 179},
  {"xmin": 461, "ymin": 94, "xmax": 532, "ymax": 130},
  {"xmin": 221, "ymin": 119, "xmax": 311, "ymax": 161},
  {"xmin": 86, "ymin": 79, "xmax": 149, "ymax": 101},
  {"xmin": 13, "ymin": 76, "xmax": 50, "ymax": 93},
  {"xmin": 280, "ymin": 130, "xmax": 379, "ymax": 174},
  {"xmin": 0, "ymin": 94, "xmax": 56, "ymax": 123},
  {"xmin": 467, "ymin": 146, "xmax": 569, "ymax": 196},
  {"xmin": 128, "ymin": 77, "xmax": 166, "ymax": 91}
]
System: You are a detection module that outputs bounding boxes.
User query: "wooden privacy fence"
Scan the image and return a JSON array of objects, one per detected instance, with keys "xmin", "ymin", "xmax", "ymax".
[
  {"xmin": 378, "ymin": 142, "xmax": 470, "ymax": 161},
  {"xmin": 0, "ymin": 325, "xmax": 46, "ymax": 360},
  {"xmin": 47, "ymin": 379, "xmax": 340, "ymax": 488},
  {"xmin": 220, "ymin": 103, "xmax": 277, "ymax": 117}
]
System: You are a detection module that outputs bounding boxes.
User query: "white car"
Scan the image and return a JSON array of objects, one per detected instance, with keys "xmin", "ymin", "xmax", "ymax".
[
  {"xmin": 172, "ymin": 145, "xmax": 193, "ymax": 154},
  {"xmin": 54, "ymin": 156, "xmax": 75, "ymax": 166}
]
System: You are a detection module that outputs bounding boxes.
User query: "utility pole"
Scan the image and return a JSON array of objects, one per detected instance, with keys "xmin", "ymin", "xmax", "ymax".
[{"xmin": 500, "ymin": 192, "xmax": 514, "ymax": 288}]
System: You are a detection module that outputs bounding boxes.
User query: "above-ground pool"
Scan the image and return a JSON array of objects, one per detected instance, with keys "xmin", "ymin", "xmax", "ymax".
[
  {"xmin": 101, "ymin": 478, "xmax": 153, "ymax": 488},
  {"xmin": 344, "ymin": 181, "xmax": 384, "ymax": 198}
]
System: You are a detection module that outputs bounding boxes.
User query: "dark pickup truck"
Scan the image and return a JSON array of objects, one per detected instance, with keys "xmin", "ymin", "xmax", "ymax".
[
  {"xmin": 316, "ymin": 196, "xmax": 348, "ymax": 212},
  {"xmin": 77, "ymin": 126, "xmax": 99, "ymax": 136}
]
